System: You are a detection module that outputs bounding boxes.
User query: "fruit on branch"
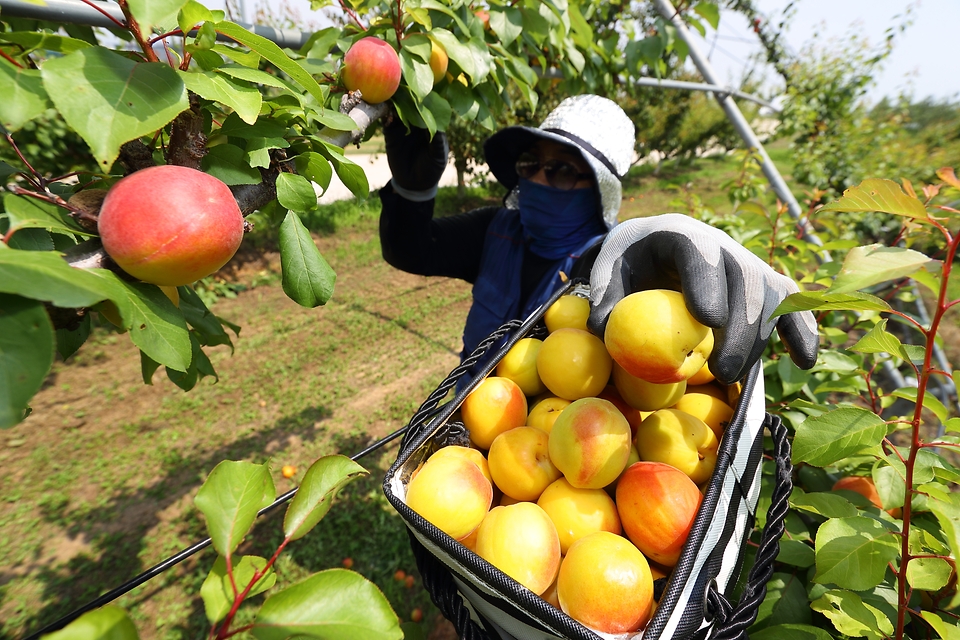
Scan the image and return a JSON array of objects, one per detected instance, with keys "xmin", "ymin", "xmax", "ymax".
[
  {"xmin": 549, "ymin": 397, "xmax": 632, "ymax": 489},
  {"xmin": 429, "ymin": 40, "xmax": 449, "ymax": 85},
  {"xmin": 97, "ymin": 165, "xmax": 243, "ymax": 287},
  {"xmin": 557, "ymin": 531, "xmax": 654, "ymax": 633},
  {"xmin": 340, "ymin": 37, "xmax": 402, "ymax": 105},
  {"xmin": 616, "ymin": 461, "xmax": 702, "ymax": 566},
  {"xmin": 604, "ymin": 290, "xmax": 713, "ymax": 384}
]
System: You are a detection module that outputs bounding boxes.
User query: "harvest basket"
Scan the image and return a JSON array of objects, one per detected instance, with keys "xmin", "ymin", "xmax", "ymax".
[{"xmin": 383, "ymin": 279, "xmax": 792, "ymax": 640}]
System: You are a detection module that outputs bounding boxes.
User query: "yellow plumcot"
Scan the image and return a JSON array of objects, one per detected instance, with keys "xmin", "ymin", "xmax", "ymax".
[
  {"xmin": 687, "ymin": 359, "xmax": 716, "ymax": 385},
  {"xmin": 428, "ymin": 40, "xmax": 448, "ymax": 84},
  {"xmin": 634, "ymin": 409, "xmax": 719, "ymax": 484},
  {"xmin": 488, "ymin": 427, "xmax": 562, "ymax": 502},
  {"xmin": 541, "ymin": 577, "xmax": 561, "ymax": 610},
  {"xmin": 604, "ymin": 289, "xmax": 713, "ymax": 383},
  {"xmin": 527, "ymin": 395, "xmax": 571, "ymax": 434},
  {"xmin": 596, "ymin": 385, "xmax": 646, "ymax": 438},
  {"xmin": 671, "ymin": 392, "xmax": 734, "ymax": 439},
  {"xmin": 537, "ymin": 477, "xmax": 621, "ymax": 554},
  {"xmin": 686, "ymin": 382, "xmax": 728, "ymax": 402},
  {"xmin": 549, "ymin": 397, "xmax": 632, "ymax": 489},
  {"xmin": 536, "ymin": 328, "xmax": 612, "ymax": 400},
  {"xmin": 428, "ymin": 445, "xmax": 493, "ymax": 484},
  {"xmin": 612, "ymin": 362, "xmax": 686, "ymax": 412},
  {"xmin": 461, "ymin": 376, "xmax": 528, "ymax": 449},
  {"xmin": 405, "ymin": 454, "xmax": 492, "ymax": 541},
  {"xmin": 604, "ymin": 444, "xmax": 641, "ymax": 496},
  {"xmin": 558, "ymin": 531, "xmax": 654, "ymax": 633},
  {"xmin": 616, "ymin": 461, "xmax": 702, "ymax": 566},
  {"xmin": 159, "ymin": 285, "xmax": 179, "ymax": 306},
  {"xmin": 476, "ymin": 503, "xmax": 561, "ymax": 595},
  {"xmin": 544, "ymin": 294, "xmax": 590, "ymax": 333},
  {"xmin": 496, "ymin": 338, "xmax": 547, "ymax": 396}
]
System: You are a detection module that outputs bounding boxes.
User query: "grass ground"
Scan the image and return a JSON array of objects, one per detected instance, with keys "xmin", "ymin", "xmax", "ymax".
[{"xmin": 2, "ymin": 142, "xmax": 945, "ymax": 639}]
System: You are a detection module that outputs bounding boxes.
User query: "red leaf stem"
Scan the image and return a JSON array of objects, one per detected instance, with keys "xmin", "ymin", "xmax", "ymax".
[
  {"xmin": 338, "ymin": 0, "xmax": 367, "ymax": 31},
  {"xmin": 78, "ymin": 0, "xmax": 128, "ymax": 29}
]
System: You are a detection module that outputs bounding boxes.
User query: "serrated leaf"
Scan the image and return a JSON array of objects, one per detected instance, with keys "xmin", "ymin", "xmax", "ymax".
[
  {"xmin": 399, "ymin": 48, "xmax": 434, "ymax": 101},
  {"xmin": 0, "ymin": 249, "xmax": 112, "ymax": 307},
  {"xmin": 819, "ymin": 178, "xmax": 929, "ymax": 220},
  {"xmin": 792, "ymin": 408, "xmax": 887, "ymax": 467},
  {"xmin": 811, "ymin": 589, "xmax": 893, "ymax": 640},
  {"xmin": 294, "ymin": 152, "xmax": 333, "ymax": 194},
  {"xmin": 284, "ymin": 455, "xmax": 367, "ymax": 541},
  {"xmin": 489, "ymin": 7, "xmax": 523, "ymax": 46},
  {"xmin": 41, "ymin": 47, "xmax": 189, "ymax": 169},
  {"xmin": 750, "ymin": 624, "xmax": 834, "ymax": 640},
  {"xmin": 891, "ymin": 386, "xmax": 948, "ymax": 424},
  {"xmin": 178, "ymin": 70, "xmax": 262, "ymax": 124},
  {"xmin": 772, "ymin": 290, "xmax": 891, "ymax": 317},
  {"xmin": 276, "ymin": 173, "xmax": 318, "ymax": 214},
  {"xmin": 789, "ymin": 491, "xmax": 858, "ymax": 519},
  {"xmin": 201, "ymin": 144, "xmax": 262, "ymax": 185},
  {"xmin": 40, "ymin": 605, "xmax": 139, "ymax": 640},
  {"xmin": 775, "ymin": 540, "xmax": 815, "ymax": 568},
  {"xmin": 8, "ymin": 228, "xmax": 54, "ymax": 252},
  {"xmin": 253, "ymin": 569, "xmax": 402, "ymax": 640},
  {"xmin": 829, "ymin": 244, "xmax": 936, "ymax": 295},
  {"xmin": 3, "ymin": 193, "xmax": 91, "ymax": 237},
  {"xmin": 813, "ymin": 517, "xmax": 899, "ymax": 590},
  {"xmin": 278, "ymin": 211, "xmax": 336, "ymax": 308},
  {"xmin": 230, "ymin": 554, "xmax": 277, "ymax": 598},
  {"xmin": 0, "ymin": 59, "xmax": 52, "ymax": 131},
  {"xmin": 0, "ymin": 294, "xmax": 54, "ymax": 429},
  {"xmin": 127, "ymin": 0, "xmax": 186, "ymax": 31},
  {"xmin": 214, "ymin": 22, "xmax": 325, "ymax": 106},
  {"xmin": 195, "ymin": 460, "xmax": 276, "ymax": 559}
]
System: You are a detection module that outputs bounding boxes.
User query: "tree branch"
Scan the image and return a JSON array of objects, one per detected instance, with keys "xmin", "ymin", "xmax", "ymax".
[
  {"xmin": 166, "ymin": 94, "xmax": 207, "ymax": 170},
  {"xmin": 118, "ymin": 140, "xmax": 157, "ymax": 175}
]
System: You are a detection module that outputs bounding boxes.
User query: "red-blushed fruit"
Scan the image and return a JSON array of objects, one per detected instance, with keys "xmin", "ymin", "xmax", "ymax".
[
  {"xmin": 394, "ymin": 569, "xmax": 406, "ymax": 581},
  {"xmin": 461, "ymin": 376, "xmax": 528, "ymax": 449},
  {"xmin": 549, "ymin": 398, "xmax": 632, "ymax": 489},
  {"xmin": 475, "ymin": 503, "xmax": 561, "ymax": 595},
  {"xmin": 341, "ymin": 557, "xmax": 354, "ymax": 569},
  {"xmin": 833, "ymin": 475, "xmax": 902, "ymax": 517},
  {"xmin": 616, "ymin": 461, "xmax": 702, "ymax": 566},
  {"xmin": 404, "ymin": 575, "xmax": 415, "ymax": 589},
  {"xmin": 281, "ymin": 465, "xmax": 297, "ymax": 479},
  {"xmin": 98, "ymin": 166, "xmax": 243, "ymax": 286},
  {"xmin": 340, "ymin": 37, "xmax": 402, "ymax": 104},
  {"xmin": 410, "ymin": 608, "xmax": 424, "ymax": 623}
]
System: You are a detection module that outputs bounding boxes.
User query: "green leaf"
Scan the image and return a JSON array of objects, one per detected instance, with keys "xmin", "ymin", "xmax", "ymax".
[
  {"xmin": 278, "ymin": 211, "xmax": 336, "ymax": 308},
  {"xmin": 201, "ymin": 144, "xmax": 262, "ymax": 185},
  {"xmin": 775, "ymin": 540, "xmax": 815, "ymax": 568},
  {"xmin": 399, "ymin": 48, "xmax": 434, "ymax": 101},
  {"xmin": 56, "ymin": 313, "xmax": 90, "ymax": 361},
  {"xmin": 0, "ymin": 249, "xmax": 113, "ymax": 307},
  {"xmin": 231, "ymin": 554, "xmax": 277, "ymax": 598},
  {"xmin": 489, "ymin": 7, "xmax": 523, "ymax": 46},
  {"xmin": 811, "ymin": 589, "xmax": 894, "ymax": 640},
  {"xmin": 890, "ymin": 386, "xmax": 948, "ymax": 424},
  {"xmin": 921, "ymin": 611, "xmax": 960, "ymax": 640},
  {"xmin": 140, "ymin": 350, "xmax": 161, "ymax": 384},
  {"xmin": 194, "ymin": 460, "xmax": 276, "ymax": 559},
  {"xmin": 85, "ymin": 271, "xmax": 192, "ymax": 372},
  {"xmin": 422, "ymin": 92, "xmax": 452, "ymax": 132},
  {"xmin": 772, "ymin": 290, "xmax": 891, "ymax": 317},
  {"xmin": 200, "ymin": 556, "xmax": 231, "ymax": 624},
  {"xmin": 0, "ymin": 294, "xmax": 54, "ymax": 429},
  {"xmin": 178, "ymin": 0, "xmax": 223, "ymax": 34},
  {"xmin": 312, "ymin": 141, "xmax": 369, "ymax": 199},
  {"xmin": 218, "ymin": 111, "xmax": 287, "ymax": 138},
  {"xmin": 178, "ymin": 287, "xmax": 233, "ymax": 350},
  {"xmin": 295, "ymin": 152, "xmax": 333, "ymax": 194},
  {"xmin": 829, "ymin": 244, "xmax": 936, "ymax": 295},
  {"xmin": 750, "ymin": 624, "xmax": 834, "ymax": 640},
  {"xmin": 276, "ymin": 173, "xmax": 318, "ymax": 214},
  {"xmin": 284, "ymin": 455, "xmax": 367, "ymax": 541},
  {"xmin": 245, "ymin": 136, "xmax": 289, "ymax": 169},
  {"xmin": 214, "ymin": 22, "xmax": 325, "ymax": 106},
  {"xmin": 692, "ymin": 2, "xmax": 720, "ymax": 29},
  {"xmin": 41, "ymin": 47, "xmax": 189, "ymax": 169},
  {"xmin": 8, "ymin": 228, "xmax": 54, "ymax": 252},
  {"xmin": 849, "ymin": 319, "xmax": 908, "ymax": 359},
  {"xmin": 777, "ymin": 356, "xmax": 811, "ymax": 395},
  {"xmin": 40, "ymin": 605, "xmax": 139, "ymax": 640},
  {"xmin": 253, "ymin": 569, "xmax": 402, "ymax": 640},
  {"xmin": 813, "ymin": 517, "xmax": 899, "ymax": 591},
  {"xmin": 127, "ymin": 0, "xmax": 186, "ymax": 31},
  {"xmin": 919, "ymin": 482, "xmax": 960, "ymax": 608},
  {"xmin": 819, "ymin": 178, "xmax": 929, "ymax": 220},
  {"xmin": 3, "ymin": 193, "xmax": 91, "ymax": 237},
  {"xmin": 0, "ymin": 59, "xmax": 52, "ymax": 131},
  {"xmin": 792, "ymin": 408, "xmax": 887, "ymax": 467},
  {"xmin": 751, "ymin": 572, "xmax": 811, "ymax": 630},
  {"xmin": 906, "ymin": 553, "xmax": 952, "ymax": 591},
  {"xmin": 178, "ymin": 70, "xmax": 262, "ymax": 125},
  {"xmin": 428, "ymin": 29, "xmax": 476, "ymax": 81},
  {"xmin": 872, "ymin": 458, "xmax": 906, "ymax": 511},
  {"xmin": 789, "ymin": 490, "xmax": 858, "ymax": 519},
  {"xmin": 401, "ymin": 33, "xmax": 432, "ymax": 63},
  {"xmin": 0, "ymin": 31, "xmax": 94, "ymax": 55}
]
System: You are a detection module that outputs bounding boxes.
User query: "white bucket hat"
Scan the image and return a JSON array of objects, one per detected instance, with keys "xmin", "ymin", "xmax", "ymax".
[{"xmin": 483, "ymin": 94, "xmax": 636, "ymax": 229}]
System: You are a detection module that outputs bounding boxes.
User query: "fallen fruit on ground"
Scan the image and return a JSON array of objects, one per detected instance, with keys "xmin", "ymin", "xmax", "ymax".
[
  {"xmin": 406, "ymin": 454, "xmax": 492, "ymax": 540},
  {"xmin": 558, "ymin": 531, "xmax": 654, "ymax": 633},
  {"xmin": 616, "ymin": 461, "xmax": 702, "ymax": 566},
  {"xmin": 604, "ymin": 289, "xmax": 712, "ymax": 384},
  {"xmin": 537, "ymin": 477, "xmax": 621, "ymax": 554},
  {"xmin": 281, "ymin": 465, "xmax": 297, "ymax": 478},
  {"xmin": 475, "ymin": 503, "xmax": 561, "ymax": 595},
  {"xmin": 488, "ymin": 427, "xmax": 561, "ymax": 502},
  {"xmin": 98, "ymin": 165, "xmax": 244, "ymax": 286},
  {"xmin": 496, "ymin": 338, "xmax": 547, "ymax": 396},
  {"xmin": 634, "ymin": 409, "xmax": 719, "ymax": 484},
  {"xmin": 549, "ymin": 397, "xmax": 632, "ymax": 489},
  {"xmin": 340, "ymin": 36, "xmax": 402, "ymax": 104},
  {"xmin": 461, "ymin": 376, "xmax": 528, "ymax": 449},
  {"xmin": 537, "ymin": 328, "xmax": 612, "ymax": 400}
]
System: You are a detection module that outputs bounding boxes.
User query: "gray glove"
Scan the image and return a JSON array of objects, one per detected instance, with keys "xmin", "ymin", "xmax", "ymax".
[
  {"xmin": 383, "ymin": 116, "xmax": 448, "ymax": 202},
  {"xmin": 588, "ymin": 214, "xmax": 819, "ymax": 384}
]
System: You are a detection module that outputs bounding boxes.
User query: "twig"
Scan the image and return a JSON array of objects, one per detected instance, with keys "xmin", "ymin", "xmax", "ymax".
[
  {"xmin": 0, "ymin": 48, "xmax": 23, "ymax": 68},
  {"xmin": 78, "ymin": 0, "xmax": 128, "ymax": 30},
  {"xmin": 116, "ymin": 0, "xmax": 160, "ymax": 63},
  {"xmin": 337, "ymin": 0, "xmax": 367, "ymax": 31}
]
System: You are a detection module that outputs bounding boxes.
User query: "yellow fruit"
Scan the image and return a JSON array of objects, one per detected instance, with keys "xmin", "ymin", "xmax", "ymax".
[
  {"xmin": 537, "ymin": 328, "xmax": 612, "ymax": 400},
  {"xmin": 488, "ymin": 427, "xmax": 561, "ymax": 501},
  {"xmin": 537, "ymin": 477, "xmax": 621, "ymax": 554},
  {"xmin": 686, "ymin": 359, "xmax": 715, "ymax": 385},
  {"xmin": 612, "ymin": 362, "xmax": 686, "ymax": 412},
  {"xmin": 671, "ymin": 392, "xmax": 733, "ymax": 439},
  {"xmin": 544, "ymin": 295, "xmax": 590, "ymax": 333},
  {"xmin": 159, "ymin": 285, "xmax": 180, "ymax": 306},
  {"xmin": 634, "ymin": 408, "xmax": 719, "ymax": 484},
  {"xmin": 406, "ymin": 455, "xmax": 492, "ymax": 541},
  {"xmin": 429, "ymin": 445, "xmax": 493, "ymax": 484},
  {"xmin": 496, "ymin": 338, "xmax": 547, "ymax": 396},
  {"xmin": 476, "ymin": 503, "xmax": 561, "ymax": 595},
  {"xmin": 549, "ymin": 397, "xmax": 632, "ymax": 489},
  {"xmin": 527, "ymin": 395, "xmax": 571, "ymax": 434},
  {"xmin": 461, "ymin": 376, "xmax": 528, "ymax": 449}
]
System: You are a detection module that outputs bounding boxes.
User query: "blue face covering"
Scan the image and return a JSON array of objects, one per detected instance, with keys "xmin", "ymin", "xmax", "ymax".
[{"xmin": 517, "ymin": 178, "xmax": 606, "ymax": 259}]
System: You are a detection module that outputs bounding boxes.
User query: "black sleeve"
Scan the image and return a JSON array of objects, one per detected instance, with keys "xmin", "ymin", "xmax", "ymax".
[{"xmin": 378, "ymin": 182, "xmax": 499, "ymax": 284}]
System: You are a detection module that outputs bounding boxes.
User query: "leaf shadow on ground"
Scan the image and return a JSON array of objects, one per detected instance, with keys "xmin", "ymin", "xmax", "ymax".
[{"xmin": 2, "ymin": 405, "xmax": 333, "ymax": 639}]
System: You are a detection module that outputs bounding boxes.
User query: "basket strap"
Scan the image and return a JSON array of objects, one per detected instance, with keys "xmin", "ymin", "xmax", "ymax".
[
  {"xmin": 408, "ymin": 529, "xmax": 491, "ymax": 640},
  {"xmin": 709, "ymin": 413, "xmax": 793, "ymax": 640}
]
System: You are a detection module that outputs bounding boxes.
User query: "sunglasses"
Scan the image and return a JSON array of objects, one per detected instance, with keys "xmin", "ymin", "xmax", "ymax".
[{"xmin": 515, "ymin": 151, "xmax": 593, "ymax": 190}]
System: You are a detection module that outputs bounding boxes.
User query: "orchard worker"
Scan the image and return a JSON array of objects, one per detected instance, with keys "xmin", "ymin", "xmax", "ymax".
[{"xmin": 378, "ymin": 94, "xmax": 819, "ymax": 385}]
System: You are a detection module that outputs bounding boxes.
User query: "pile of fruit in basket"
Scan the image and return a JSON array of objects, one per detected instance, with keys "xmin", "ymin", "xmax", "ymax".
[{"xmin": 405, "ymin": 289, "xmax": 740, "ymax": 635}]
